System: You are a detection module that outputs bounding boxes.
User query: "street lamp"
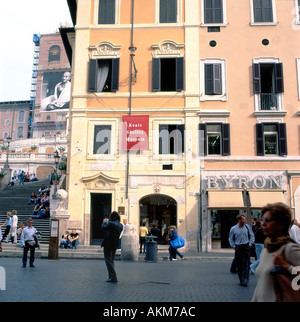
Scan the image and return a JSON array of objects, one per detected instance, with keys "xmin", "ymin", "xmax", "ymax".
[
  {"xmin": 3, "ymin": 136, "xmax": 12, "ymax": 169},
  {"xmin": 52, "ymin": 150, "xmax": 60, "ymax": 199}
]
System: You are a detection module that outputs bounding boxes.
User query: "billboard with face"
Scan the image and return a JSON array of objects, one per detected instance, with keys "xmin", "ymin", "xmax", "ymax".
[{"xmin": 40, "ymin": 71, "xmax": 71, "ymax": 112}]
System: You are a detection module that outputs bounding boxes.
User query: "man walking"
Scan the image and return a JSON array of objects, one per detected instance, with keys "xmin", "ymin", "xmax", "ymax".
[
  {"xmin": 101, "ymin": 211, "xmax": 123, "ymax": 283},
  {"xmin": 1, "ymin": 212, "xmax": 12, "ymax": 242},
  {"xmin": 229, "ymin": 214, "xmax": 254, "ymax": 287},
  {"xmin": 20, "ymin": 219, "xmax": 37, "ymax": 267}
]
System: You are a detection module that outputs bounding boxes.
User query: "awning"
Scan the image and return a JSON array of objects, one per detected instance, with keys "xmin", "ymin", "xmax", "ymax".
[
  {"xmin": 248, "ymin": 190, "xmax": 285, "ymax": 209},
  {"xmin": 207, "ymin": 190, "xmax": 246, "ymax": 209}
]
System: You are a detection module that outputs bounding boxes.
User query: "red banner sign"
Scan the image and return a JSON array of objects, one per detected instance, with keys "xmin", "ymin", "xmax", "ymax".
[{"xmin": 121, "ymin": 115, "xmax": 149, "ymax": 151}]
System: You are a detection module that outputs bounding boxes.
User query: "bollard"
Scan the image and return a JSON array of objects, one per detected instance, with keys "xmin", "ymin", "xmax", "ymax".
[
  {"xmin": 145, "ymin": 235, "xmax": 158, "ymax": 262},
  {"xmin": 121, "ymin": 223, "xmax": 139, "ymax": 261}
]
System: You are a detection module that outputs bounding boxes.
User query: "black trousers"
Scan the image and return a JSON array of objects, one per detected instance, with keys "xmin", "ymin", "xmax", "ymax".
[
  {"xmin": 22, "ymin": 241, "xmax": 35, "ymax": 266},
  {"xmin": 235, "ymin": 244, "xmax": 250, "ymax": 285},
  {"xmin": 104, "ymin": 247, "xmax": 117, "ymax": 281},
  {"xmin": 2, "ymin": 226, "xmax": 11, "ymax": 241}
]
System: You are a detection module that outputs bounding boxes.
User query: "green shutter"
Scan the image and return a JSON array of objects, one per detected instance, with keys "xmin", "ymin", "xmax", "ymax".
[
  {"xmin": 88, "ymin": 59, "xmax": 98, "ymax": 92},
  {"xmin": 111, "ymin": 58, "xmax": 119, "ymax": 92},
  {"xmin": 222, "ymin": 123, "xmax": 230, "ymax": 156},
  {"xmin": 152, "ymin": 58, "xmax": 161, "ymax": 92},
  {"xmin": 176, "ymin": 57, "xmax": 184, "ymax": 92}
]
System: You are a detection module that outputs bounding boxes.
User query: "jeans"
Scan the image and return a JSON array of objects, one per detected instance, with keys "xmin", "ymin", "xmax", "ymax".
[
  {"xmin": 59, "ymin": 240, "xmax": 70, "ymax": 249},
  {"xmin": 250, "ymin": 243, "xmax": 264, "ymax": 272},
  {"xmin": 169, "ymin": 245, "xmax": 183, "ymax": 260},
  {"xmin": 69, "ymin": 239, "xmax": 79, "ymax": 249}
]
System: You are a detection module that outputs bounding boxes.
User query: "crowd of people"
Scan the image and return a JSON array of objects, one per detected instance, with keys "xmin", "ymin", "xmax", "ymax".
[
  {"xmin": 1, "ymin": 200, "xmax": 300, "ymax": 301},
  {"xmin": 27, "ymin": 184, "xmax": 50, "ymax": 219},
  {"xmin": 8, "ymin": 170, "xmax": 38, "ymax": 187}
]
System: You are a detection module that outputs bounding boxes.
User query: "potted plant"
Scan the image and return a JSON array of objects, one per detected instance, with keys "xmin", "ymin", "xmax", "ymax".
[
  {"xmin": 19, "ymin": 135, "xmax": 23, "ymax": 139},
  {"xmin": 58, "ymin": 146, "xmax": 66, "ymax": 154},
  {"xmin": 58, "ymin": 162, "xmax": 67, "ymax": 174},
  {"xmin": 30, "ymin": 145, "xmax": 38, "ymax": 152},
  {"xmin": 51, "ymin": 172, "xmax": 61, "ymax": 185},
  {"xmin": 0, "ymin": 138, "xmax": 4, "ymax": 144},
  {"xmin": 0, "ymin": 171, "xmax": 7, "ymax": 182},
  {"xmin": 1, "ymin": 146, "xmax": 8, "ymax": 153},
  {"xmin": 56, "ymin": 131, "xmax": 62, "ymax": 137}
]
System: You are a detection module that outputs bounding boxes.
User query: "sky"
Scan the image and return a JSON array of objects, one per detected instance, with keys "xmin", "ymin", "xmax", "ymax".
[{"xmin": 0, "ymin": 0, "xmax": 72, "ymax": 102}]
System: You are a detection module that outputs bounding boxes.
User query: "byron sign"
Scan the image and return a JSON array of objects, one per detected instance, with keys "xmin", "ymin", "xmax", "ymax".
[{"xmin": 204, "ymin": 171, "xmax": 286, "ymax": 190}]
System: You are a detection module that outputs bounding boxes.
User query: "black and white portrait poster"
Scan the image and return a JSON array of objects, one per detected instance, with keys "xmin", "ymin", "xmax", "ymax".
[{"xmin": 41, "ymin": 71, "xmax": 71, "ymax": 112}]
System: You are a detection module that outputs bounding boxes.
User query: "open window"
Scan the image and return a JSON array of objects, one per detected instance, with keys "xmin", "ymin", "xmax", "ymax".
[
  {"xmin": 152, "ymin": 57, "xmax": 184, "ymax": 92},
  {"xmin": 88, "ymin": 58, "xmax": 120, "ymax": 93},
  {"xmin": 253, "ymin": 62, "xmax": 284, "ymax": 111}
]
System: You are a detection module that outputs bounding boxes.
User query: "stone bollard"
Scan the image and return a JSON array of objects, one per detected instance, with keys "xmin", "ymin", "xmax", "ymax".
[{"xmin": 121, "ymin": 223, "xmax": 139, "ymax": 261}]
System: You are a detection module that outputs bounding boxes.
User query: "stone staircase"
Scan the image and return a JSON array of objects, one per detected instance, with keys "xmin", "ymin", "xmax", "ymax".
[
  {"xmin": 0, "ymin": 242, "xmax": 170, "ymax": 260},
  {"xmin": 0, "ymin": 178, "xmax": 51, "ymax": 244}
]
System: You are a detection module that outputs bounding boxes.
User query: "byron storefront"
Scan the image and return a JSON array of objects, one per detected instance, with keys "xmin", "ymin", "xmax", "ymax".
[{"xmin": 201, "ymin": 170, "xmax": 287, "ymax": 250}]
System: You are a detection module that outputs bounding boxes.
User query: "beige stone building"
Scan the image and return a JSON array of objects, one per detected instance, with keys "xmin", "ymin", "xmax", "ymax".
[{"xmin": 63, "ymin": 0, "xmax": 300, "ymax": 251}]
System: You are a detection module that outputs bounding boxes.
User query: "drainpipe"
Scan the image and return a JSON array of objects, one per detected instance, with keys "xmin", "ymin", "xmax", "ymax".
[{"xmin": 125, "ymin": 0, "xmax": 135, "ymax": 224}]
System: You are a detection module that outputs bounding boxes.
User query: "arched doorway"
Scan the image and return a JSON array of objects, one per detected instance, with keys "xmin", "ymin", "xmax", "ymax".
[{"xmin": 139, "ymin": 194, "xmax": 177, "ymax": 244}]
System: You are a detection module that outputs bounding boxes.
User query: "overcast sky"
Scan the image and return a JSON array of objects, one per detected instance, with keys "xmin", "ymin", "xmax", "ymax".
[{"xmin": 0, "ymin": 0, "xmax": 72, "ymax": 102}]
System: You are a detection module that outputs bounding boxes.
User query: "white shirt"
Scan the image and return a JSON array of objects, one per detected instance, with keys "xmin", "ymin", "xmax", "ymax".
[
  {"xmin": 20, "ymin": 226, "xmax": 37, "ymax": 246},
  {"xmin": 290, "ymin": 224, "xmax": 300, "ymax": 244}
]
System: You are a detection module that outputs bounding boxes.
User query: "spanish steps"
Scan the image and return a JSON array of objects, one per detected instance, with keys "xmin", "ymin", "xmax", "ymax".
[{"xmin": 0, "ymin": 178, "xmax": 170, "ymax": 260}]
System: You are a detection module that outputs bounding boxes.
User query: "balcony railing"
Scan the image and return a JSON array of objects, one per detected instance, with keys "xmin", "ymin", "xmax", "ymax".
[{"xmin": 260, "ymin": 93, "xmax": 278, "ymax": 110}]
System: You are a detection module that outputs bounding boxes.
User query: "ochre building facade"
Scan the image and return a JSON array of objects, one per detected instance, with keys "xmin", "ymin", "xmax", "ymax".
[{"xmin": 64, "ymin": 0, "xmax": 300, "ymax": 251}]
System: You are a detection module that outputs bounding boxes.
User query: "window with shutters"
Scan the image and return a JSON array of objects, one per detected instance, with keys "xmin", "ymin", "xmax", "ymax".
[
  {"xmin": 296, "ymin": 0, "xmax": 300, "ymax": 23},
  {"xmin": 252, "ymin": 59, "xmax": 284, "ymax": 112},
  {"xmin": 256, "ymin": 123, "xmax": 287, "ymax": 156},
  {"xmin": 155, "ymin": 0, "xmax": 182, "ymax": 24},
  {"xmin": 201, "ymin": 0, "xmax": 227, "ymax": 26},
  {"xmin": 159, "ymin": 124, "xmax": 185, "ymax": 155},
  {"xmin": 160, "ymin": 0, "xmax": 177, "ymax": 23},
  {"xmin": 98, "ymin": 0, "xmax": 116, "ymax": 24},
  {"xmin": 250, "ymin": 0, "xmax": 277, "ymax": 25},
  {"xmin": 297, "ymin": 58, "xmax": 300, "ymax": 100},
  {"xmin": 88, "ymin": 58, "xmax": 120, "ymax": 93},
  {"xmin": 200, "ymin": 59, "xmax": 227, "ymax": 101},
  {"xmin": 199, "ymin": 123, "xmax": 230, "ymax": 156},
  {"xmin": 152, "ymin": 57, "xmax": 184, "ymax": 92}
]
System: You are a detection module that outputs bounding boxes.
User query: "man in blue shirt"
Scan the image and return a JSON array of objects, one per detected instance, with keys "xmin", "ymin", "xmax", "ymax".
[
  {"xmin": 229, "ymin": 214, "xmax": 254, "ymax": 287},
  {"xmin": 1, "ymin": 212, "xmax": 12, "ymax": 242}
]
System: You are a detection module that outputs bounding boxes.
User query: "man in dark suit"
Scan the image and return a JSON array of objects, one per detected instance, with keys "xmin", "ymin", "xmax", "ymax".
[{"xmin": 101, "ymin": 211, "xmax": 123, "ymax": 283}]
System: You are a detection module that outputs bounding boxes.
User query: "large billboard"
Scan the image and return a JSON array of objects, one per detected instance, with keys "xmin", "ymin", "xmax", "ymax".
[{"xmin": 40, "ymin": 71, "xmax": 71, "ymax": 112}]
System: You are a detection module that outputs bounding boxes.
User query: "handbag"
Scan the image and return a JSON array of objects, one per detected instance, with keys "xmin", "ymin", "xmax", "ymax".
[
  {"xmin": 271, "ymin": 266, "xmax": 300, "ymax": 302},
  {"xmin": 270, "ymin": 242, "xmax": 300, "ymax": 302},
  {"xmin": 170, "ymin": 236, "xmax": 185, "ymax": 249}
]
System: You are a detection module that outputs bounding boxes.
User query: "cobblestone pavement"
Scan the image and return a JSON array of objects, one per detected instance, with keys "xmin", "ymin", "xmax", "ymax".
[{"xmin": 0, "ymin": 257, "xmax": 257, "ymax": 304}]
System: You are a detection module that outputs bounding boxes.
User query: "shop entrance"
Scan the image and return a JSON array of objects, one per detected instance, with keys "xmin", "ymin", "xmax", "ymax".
[
  {"xmin": 211, "ymin": 210, "xmax": 239, "ymax": 248},
  {"xmin": 90, "ymin": 193, "xmax": 112, "ymax": 245},
  {"xmin": 139, "ymin": 194, "xmax": 177, "ymax": 244}
]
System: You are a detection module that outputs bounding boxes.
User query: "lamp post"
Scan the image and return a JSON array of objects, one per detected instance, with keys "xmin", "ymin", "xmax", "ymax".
[
  {"xmin": 52, "ymin": 150, "xmax": 60, "ymax": 200},
  {"xmin": 3, "ymin": 136, "xmax": 12, "ymax": 169}
]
